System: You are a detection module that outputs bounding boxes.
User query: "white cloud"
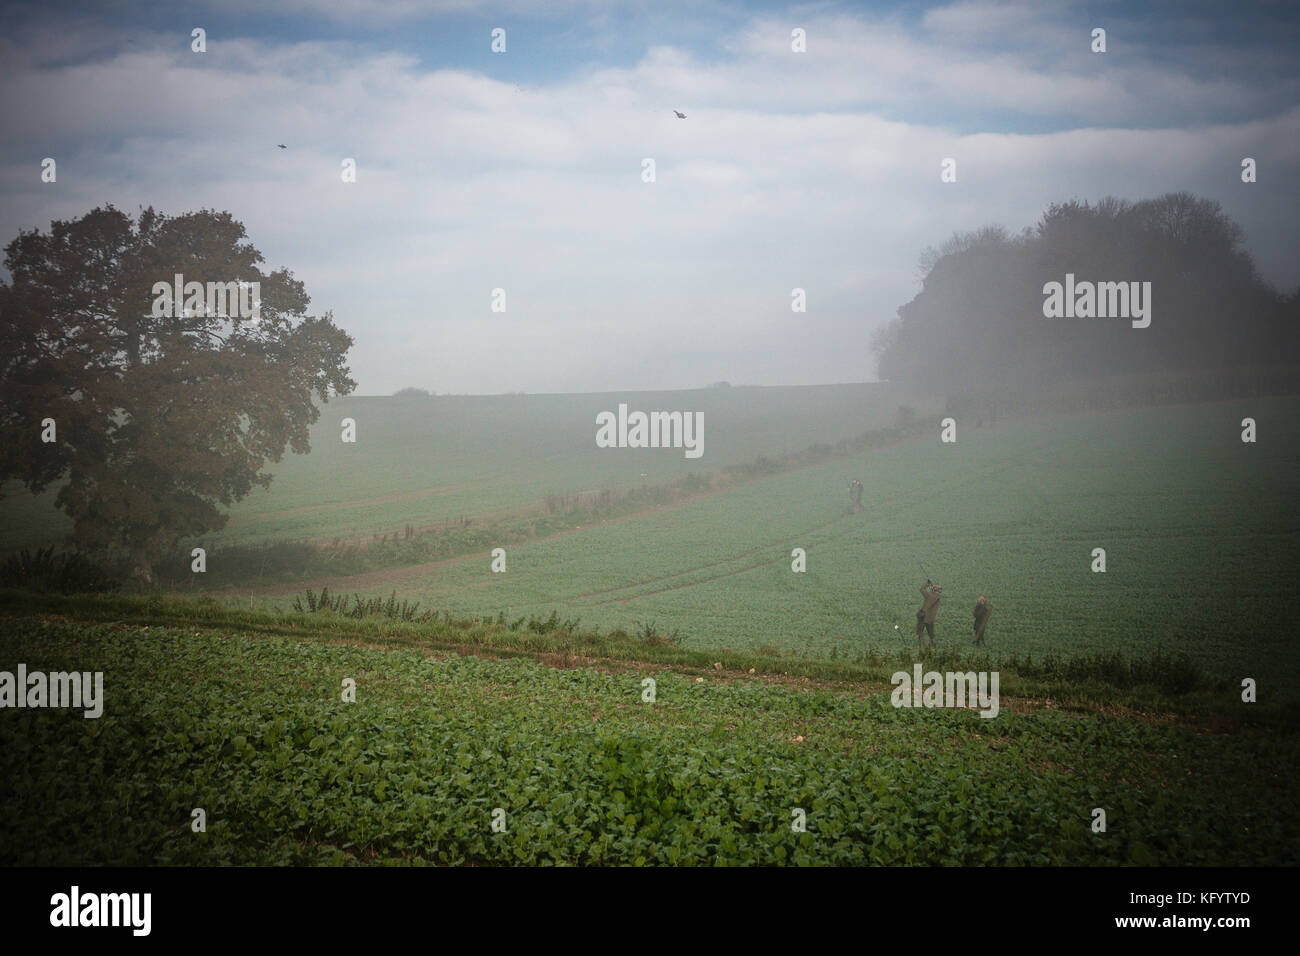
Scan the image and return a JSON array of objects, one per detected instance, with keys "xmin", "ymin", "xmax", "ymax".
[{"xmin": 1, "ymin": 6, "xmax": 1297, "ymax": 395}]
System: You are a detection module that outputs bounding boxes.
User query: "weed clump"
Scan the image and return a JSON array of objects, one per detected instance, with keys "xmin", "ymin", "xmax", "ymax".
[{"xmin": 292, "ymin": 587, "xmax": 434, "ymax": 623}]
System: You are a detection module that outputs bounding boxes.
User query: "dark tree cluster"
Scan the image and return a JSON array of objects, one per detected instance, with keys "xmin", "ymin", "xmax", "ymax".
[{"xmin": 874, "ymin": 193, "xmax": 1299, "ymax": 390}]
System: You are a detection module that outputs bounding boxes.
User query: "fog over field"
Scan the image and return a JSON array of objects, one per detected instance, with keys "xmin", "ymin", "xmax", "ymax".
[{"xmin": 1, "ymin": 0, "xmax": 1298, "ymax": 906}]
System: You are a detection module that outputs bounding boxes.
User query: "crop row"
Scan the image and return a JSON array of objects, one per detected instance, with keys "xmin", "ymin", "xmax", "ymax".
[{"xmin": 2, "ymin": 620, "xmax": 1294, "ymax": 865}]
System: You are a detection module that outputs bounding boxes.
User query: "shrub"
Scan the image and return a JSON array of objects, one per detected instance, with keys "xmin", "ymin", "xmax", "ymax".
[
  {"xmin": 678, "ymin": 472, "xmax": 711, "ymax": 492},
  {"xmin": 524, "ymin": 610, "xmax": 581, "ymax": 635},
  {"xmin": 635, "ymin": 620, "xmax": 685, "ymax": 647},
  {"xmin": 0, "ymin": 548, "xmax": 120, "ymax": 594}
]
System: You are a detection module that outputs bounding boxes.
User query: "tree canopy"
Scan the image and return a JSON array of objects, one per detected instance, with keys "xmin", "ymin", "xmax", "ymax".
[
  {"xmin": 0, "ymin": 204, "xmax": 355, "ymax": 581},
  {"xmin": 874, "ymin": 193, "xmax": 1298, "ymax": 389}
]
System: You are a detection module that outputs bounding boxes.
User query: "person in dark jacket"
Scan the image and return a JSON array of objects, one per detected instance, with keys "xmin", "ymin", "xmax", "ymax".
[
  {"xmin": 915, "ymin": 580, "xmax": 941, "ymax": 645},
  {"xmin": 973, "ymin": 595, "xmax": 993, "ymax": 646}
]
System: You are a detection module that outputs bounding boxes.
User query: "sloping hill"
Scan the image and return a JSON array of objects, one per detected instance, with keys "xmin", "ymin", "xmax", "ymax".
[{"xmin": 230, "ymin": 397, "xmax": 1300, "ymax": 684}]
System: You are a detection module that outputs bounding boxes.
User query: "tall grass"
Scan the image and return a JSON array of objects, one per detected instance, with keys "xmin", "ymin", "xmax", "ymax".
[
  {"xmin": 291, "ymin": 587, "xmax": 434, "ymax": 623},
  {"xmin": 0, "ymin": 547, "xmax": 120, "ymax": 594}
]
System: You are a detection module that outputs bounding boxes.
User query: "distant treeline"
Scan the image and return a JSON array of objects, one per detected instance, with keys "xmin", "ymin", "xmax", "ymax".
[{"xmin": 874, "ymin": 192, "xmax": 1300, "ymax": 390}]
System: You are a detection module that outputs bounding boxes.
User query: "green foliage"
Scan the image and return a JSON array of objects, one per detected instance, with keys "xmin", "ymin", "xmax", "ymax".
[
  {"xmin": 2, "ymin": 620, "xmax": 1295, "ymax": 866},
  {"xmin": 1, "ymin": 588, "xmax": 1259, "ymax": 719}
]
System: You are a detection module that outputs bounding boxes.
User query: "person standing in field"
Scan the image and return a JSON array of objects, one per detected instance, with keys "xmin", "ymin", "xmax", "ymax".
[
  {"xmin": 916, "ymin": 579, "xmax": 942, "ymax": 646},
  {"xmin": 973, "ymin": 595, "xmax": 993, "ymax": 646},
  {"xmin": 848, "ymin": 479, "xmax": 864, "ymax": 513}
]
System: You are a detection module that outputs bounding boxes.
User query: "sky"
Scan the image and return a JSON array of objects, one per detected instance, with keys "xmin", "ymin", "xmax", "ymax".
[{"xmin": 1, "ymin": 0, "xmax": 1298, "ymax": 395}]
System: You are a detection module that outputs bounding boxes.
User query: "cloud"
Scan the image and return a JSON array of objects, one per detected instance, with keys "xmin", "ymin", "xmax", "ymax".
[
  {"xmin": 0, "ymin": 3, "xmax": 1297, "ymax": 395},
  {"xmin": 217, "ymin": 0, "xmax": 576, "ymax": 23}
]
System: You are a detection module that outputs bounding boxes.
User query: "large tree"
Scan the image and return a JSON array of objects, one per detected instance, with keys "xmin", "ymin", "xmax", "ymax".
[{"xmin": 0, "ymin": 204, "xmax": 355, "ymax": 582}]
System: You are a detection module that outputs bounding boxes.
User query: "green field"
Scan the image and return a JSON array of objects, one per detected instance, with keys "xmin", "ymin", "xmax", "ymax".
[
  {"xmin": 193, "ymin": 395, "xmax": 1300, "ymax": 691},
  {"xmin": 2, "ymin": 617, "xmax": 1294, "ymax": 866},
  {"xmin": 0, "ymin": 383, "xmax": 937, "ymax": 551},
  {"xmin": 3, "ymin": 388, "xmax": 1298, "ymax": 866},
  {"xmin": 6, "ymin": 388, "xmax": 1298, "ymax": 685}
]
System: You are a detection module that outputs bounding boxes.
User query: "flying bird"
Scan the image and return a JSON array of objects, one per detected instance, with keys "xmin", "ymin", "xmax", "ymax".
[
  {"xmin": 276, "ymin": 144, "xmax": 286, "ymax": 149},
  {"xmin": 673, "ymin": 110, "xmax": 686, "ymax": 119}
]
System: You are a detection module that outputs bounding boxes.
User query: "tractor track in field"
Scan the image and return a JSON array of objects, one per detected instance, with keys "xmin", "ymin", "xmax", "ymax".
[
  {"xmin": 556, "ymin": 454, "xmax": 1028, "ymax": 607},
  {"xmin": 562, "ymin": 515, "xmax": 848, "ymax": 606},
  {"xmin": 549, "ymin": 466, "xmax": 998, "ymax": 609},
  {"xmin": 557, "ymin": 467, "xmax": 999, "ymax": 607}
]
